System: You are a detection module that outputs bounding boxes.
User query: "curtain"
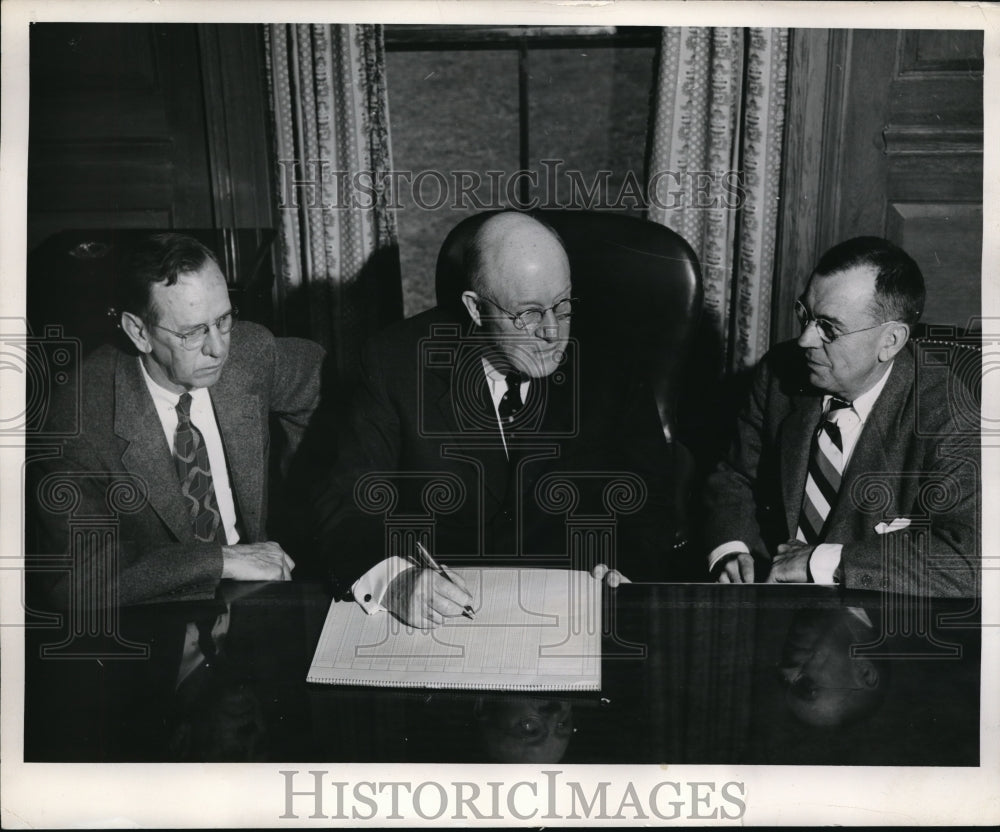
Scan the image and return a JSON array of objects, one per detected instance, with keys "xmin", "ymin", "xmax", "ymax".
[
  {"xmin": 647, "ymin": 28, "xmax": 788, "ymax": 375},
  {"xmin": 264, "ymin": 24, "xmax": 402, "ymax": 381}
]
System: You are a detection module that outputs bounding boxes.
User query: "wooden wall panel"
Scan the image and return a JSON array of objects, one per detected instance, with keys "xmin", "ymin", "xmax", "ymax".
[
  {"xmin": 28, "ymin": 23, "xmax": 213, "ymax": 250},
  {"xmin": 887, "ymin": 202, "xmax": 982, "ymax": 329},
  {"xmin": 775, "ymin": 28, "xmax": 983, "ymax": 340},
  {"xmin": 28, "ymin": 23, "xmax": 275, "ymax": 252},
  {"xmin": 197, "ymin": 24, "xmax": 276, "ymax": 230}
]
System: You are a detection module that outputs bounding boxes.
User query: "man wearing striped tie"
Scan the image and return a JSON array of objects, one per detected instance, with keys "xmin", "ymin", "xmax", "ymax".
[{"xmin": 703, "ymin": 237, "xmax": 979, "ymax": 597}]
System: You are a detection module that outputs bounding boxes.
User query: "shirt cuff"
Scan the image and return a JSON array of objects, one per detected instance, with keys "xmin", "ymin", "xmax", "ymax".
[
  {"xmin": 808, "ymin": 543, "xmax": 842, "ymax": 584},
  {"xmin": 708, "ymin": 540, "xmax": 749, "ymax": 573},
  {"xmin": 351, "ymin": 556, "xmax": 412, "ymax": 614}
]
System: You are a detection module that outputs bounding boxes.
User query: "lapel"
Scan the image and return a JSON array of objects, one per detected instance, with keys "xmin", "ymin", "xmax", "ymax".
[
  {"xmin": 114, "ymin": 355, "xmax": 193, "ymax": 542},
  {"xmin": 211, "ymin": 355, "xmax": 263, "ymax": 540},
  {"xmin": 427, "ymin": 343, "xmax": 510, "ymax": 510},
  {"xmin": 779, "ymin": 392, "xmax": 822, "ymax": 538},
  {"xmin": 825, "ymin": 350, "xmax": 912, "ymax": 537}
]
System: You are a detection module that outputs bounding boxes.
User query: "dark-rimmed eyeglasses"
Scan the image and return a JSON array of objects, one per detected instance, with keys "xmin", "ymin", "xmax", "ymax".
[
  {"xmin": 150, "ymin": 308, "xmax": 237, "ymax": 351},
  {"xmin": 478, "ymin": 296, "xmax": 578, "ymax": 331},
  {"xmin": 794, "ymin": 299, "xmax": 895, "ymax": 344}
]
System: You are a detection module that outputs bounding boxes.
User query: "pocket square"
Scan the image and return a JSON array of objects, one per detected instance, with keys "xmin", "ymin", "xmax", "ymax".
[{"xmin": 874, "ymin": 517, "xmax": 911, "ymax": 535}]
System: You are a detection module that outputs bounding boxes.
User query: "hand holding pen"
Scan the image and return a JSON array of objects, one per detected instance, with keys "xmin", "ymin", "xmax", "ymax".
[
  {"xmin": 383, "ymin": 542, "xmax": 476, "ymax": 629},
  {"xmin": 415, "ymin": 542, "xmax": 476, "ymax": 620}
]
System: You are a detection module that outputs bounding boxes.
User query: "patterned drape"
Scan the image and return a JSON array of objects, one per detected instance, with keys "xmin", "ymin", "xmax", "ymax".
[
  {"xmin": 647, "ymin": 28, "xmax": 788, "ymax": 374},
  {"xmin": 264, "ymin": 24, "xmax": 401, "ymax": 381}
]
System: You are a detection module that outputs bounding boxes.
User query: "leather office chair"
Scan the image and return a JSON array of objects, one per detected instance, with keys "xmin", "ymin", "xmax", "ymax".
[{"xmin": 436, "ymin": 210, "xmax": 703, "ymax": 566}]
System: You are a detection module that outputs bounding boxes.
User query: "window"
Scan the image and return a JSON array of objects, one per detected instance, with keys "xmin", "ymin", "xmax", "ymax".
[{"xmin": 385, "ymin": 26, "xmax": 658, "ymax": 315}]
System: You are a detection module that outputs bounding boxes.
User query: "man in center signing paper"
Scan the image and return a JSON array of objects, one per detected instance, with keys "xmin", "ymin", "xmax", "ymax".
[{"xmin": 307, "ymin": 211, "xmax": 679, "ymax": 627}]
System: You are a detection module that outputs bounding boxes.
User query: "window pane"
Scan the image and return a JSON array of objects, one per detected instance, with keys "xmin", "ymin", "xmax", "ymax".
[
  {"xmin": 387, "ymin": 50, "xmax": 519, "ymax": 315},
  {"xmin": 387, "ymin": 42, "xmax": 655, "ymax": 317},
  {"xmin": 527, "ymin": 46, "xmax": 655, "ymax": 212}
]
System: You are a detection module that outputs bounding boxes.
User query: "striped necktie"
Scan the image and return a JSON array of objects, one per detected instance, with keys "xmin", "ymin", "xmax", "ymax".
[
  {"xmin": 796, "ymin": 397, "xmax": 853, "ymax": 544},
  {"xmin": 174, "ymin": 392, "xmax": 225, "ymax": 543}
]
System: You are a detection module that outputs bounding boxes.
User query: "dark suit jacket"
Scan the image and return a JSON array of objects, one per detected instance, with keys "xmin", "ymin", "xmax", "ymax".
[
  {"xmin": 307, "ymin": 307, "xmax": 680, "ymax": 588},
  {"xmin": 30, "ymin": 322, "xmax": 324, "ymax": 608},
  {"xmin": 703, "ymin": 340, "xmax": 979, "ymax": 597}
]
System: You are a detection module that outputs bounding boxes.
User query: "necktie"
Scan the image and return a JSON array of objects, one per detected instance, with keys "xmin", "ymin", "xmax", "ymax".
[
  {"xmin": 497, "ymin": 371, "xmax": 526, "ymax": 426},
  {"xmin": 174, "ymin": 392, "xmax": 225, "ymax": 543},
  {"xmin": 796, "ymin": 397, "xmax": 853, "ymax": 544}
]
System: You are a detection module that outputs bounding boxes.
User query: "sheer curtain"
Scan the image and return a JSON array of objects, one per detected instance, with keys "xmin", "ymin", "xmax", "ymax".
[
  {"xmin": 647, "ymin": 28, "xmax": 788, "ymax": 375},
  {"xmin": 264, "ymin": 23, "xmax": 402, "ymax": 382}
]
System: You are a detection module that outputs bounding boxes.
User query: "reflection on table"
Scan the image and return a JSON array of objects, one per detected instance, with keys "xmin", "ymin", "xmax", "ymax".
[{"xmin": 24, "ymin": 581, "xmax": 980, "ymax": 765}]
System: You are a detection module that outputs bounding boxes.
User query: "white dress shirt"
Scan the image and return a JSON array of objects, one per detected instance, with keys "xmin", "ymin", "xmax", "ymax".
[
  {"xmin": 351, "ymin": 358, "xmax": 526, "ymax": 614},
  {"xmin": 481, "ymin": 355, "xmax": 531, "ymax": 458},
  {"xmin": 708, "ymin": 362, "xmax": 894, "ymax": 583},
  {"xmin": 138, "ymin": 358, "xmax": 240, "ymax": 545}
]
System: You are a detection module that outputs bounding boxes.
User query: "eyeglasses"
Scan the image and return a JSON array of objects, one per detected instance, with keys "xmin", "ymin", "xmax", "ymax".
[
  {"xmin": 505, "ymin": 714, "xmax": 576, "ymax": 739},
  {"xmin": 150, "ymin": 308, "xmax": 237, "ymax": 351},
  {"xmin": 479, "ymin": 296, "xmax": 578, "ymax": 331},
  {"xmin": 794, "ymin": 299, "xmax": 895, "ymax": 344},
  {"xmin": 775, "ymin": 665, "xmax": 868, "ymax": 701}
]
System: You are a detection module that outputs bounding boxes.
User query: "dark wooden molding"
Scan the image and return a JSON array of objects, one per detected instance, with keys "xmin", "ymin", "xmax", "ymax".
[
  {"xmin": 772, "ymin": 29, "xmax": 836, "ymax": 344},
  {"xmin": 898, "ymin": 29, "xmax": 984, "ymax": 75},
  {"xmin": 881, "ymin": 125, "xmax": 984, "ymax": 155},
  {"xmin": 385, "ymin": 24, "xmax": 659, "ymax": 51},
  {"xmin": 197, "ymin": 24, "xmax": 275, "ymax": 231}
]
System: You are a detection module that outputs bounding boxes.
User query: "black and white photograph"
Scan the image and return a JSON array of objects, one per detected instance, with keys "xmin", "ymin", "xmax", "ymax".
[{"xmin": 1, "ymin": 0, "xmax": 997, "ymax": 826}]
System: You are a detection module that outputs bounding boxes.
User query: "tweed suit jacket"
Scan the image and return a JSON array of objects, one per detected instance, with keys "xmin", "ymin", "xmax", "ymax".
[
  {"xmin": 30, "ymin": 322, "xmax": 324, "ymax": 608},
  {"xmin": 703, "ymin": 339, "xmax": 979, "ymax": 597}
]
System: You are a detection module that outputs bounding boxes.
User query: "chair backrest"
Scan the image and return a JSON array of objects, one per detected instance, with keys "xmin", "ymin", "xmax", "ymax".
[
  {"xmin": 27, "ymin": 228, "xmax": 277, "ymax": 356},
  {"xmin": 435, "ymin": 210, "xmax": 703, "ymax": 440}
]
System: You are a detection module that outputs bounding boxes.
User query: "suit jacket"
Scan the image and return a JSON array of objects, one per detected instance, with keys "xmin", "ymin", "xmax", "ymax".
[
  {"xmin": 703, "ymin": 340, "xmax": 979, "ymax": 597},
  {"xmin": 30, "ymin": 322, "xmax": 325, "ymax": 608},
  {"xmin": 306, "ymin": 307, "xmax": 680, "ymax": 588}
]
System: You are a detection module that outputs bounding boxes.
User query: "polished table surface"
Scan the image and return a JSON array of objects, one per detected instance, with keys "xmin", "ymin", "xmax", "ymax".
[{"xmin": 24, "ymin": 579, "xmax": 981, "ymax": 765}]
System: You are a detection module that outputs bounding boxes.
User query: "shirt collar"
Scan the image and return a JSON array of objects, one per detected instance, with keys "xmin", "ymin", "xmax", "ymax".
[
  {"xmin": 137, "ymin": 356, "xmax": 210, "ymax": 410},
  {"xmin": 823, "ymin": 360, "xmax": 894, "ymax": 423},
  {"xmin": 481, "ymin": 355, "xmax": 530, "ymax": 407}
]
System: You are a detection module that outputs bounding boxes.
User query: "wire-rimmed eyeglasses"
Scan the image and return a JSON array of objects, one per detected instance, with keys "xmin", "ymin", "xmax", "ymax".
[
  {"xmin": 150, "ymin": 308, "xmax": 238, "ymax": 351},
  {"xmin": 478, "ymin": 296, "xmax": 578, "ymax": 331},
  {"xmin": 794, "ymin": 299, "xmax": 896, "ymax": 344},
  {"xmin": 775, "ymin": 664, "xmax": 869, "ymax": 702}
]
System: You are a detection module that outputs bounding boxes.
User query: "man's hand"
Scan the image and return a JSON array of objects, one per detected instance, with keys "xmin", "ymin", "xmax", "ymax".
[
  {"xmin": 221, "ymin": 541, "xmax": 295, "ymax": 581},
  {"xmin": 766, "ymin": 540, "xmax": 815, "ymax": 583},
  {"xmin": 716, "ymin": 552, "xmax": 755, "ymax": 583},
  {"xmin": 384, "ymin": 565, "xmax": 473, "ymax": 629}
]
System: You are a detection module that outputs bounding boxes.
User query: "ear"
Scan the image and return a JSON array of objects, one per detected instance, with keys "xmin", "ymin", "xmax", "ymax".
[
  {"xmin": 878, "ymin": 322, "xmax": 910, "ymax": 362},
  {"xmin": 121, "ymin": 311, "xmax": 152, "ymax": 353},
  {"xmin": 461, "ymin": 291, "xmax": 482, "ymax": 327},
  {"xmin": 856, "ymin": 659, "xmax": 880, "ymax": 688}
]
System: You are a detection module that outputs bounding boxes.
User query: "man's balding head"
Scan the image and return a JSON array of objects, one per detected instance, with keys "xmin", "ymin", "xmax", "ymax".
[
  {"xmin": 465, "ymin": 212, "xmax": 569, "ymax": 298},
  {"xmin": 461, "ymin": 213, "xmax": 572, "ymax": 379}
]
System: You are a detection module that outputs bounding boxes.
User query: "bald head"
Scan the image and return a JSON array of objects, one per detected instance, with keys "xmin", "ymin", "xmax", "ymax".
[
  {"xmin": 467, "ymin": 212, "xmax": 570, "ymax": 300},
  {"xmin": 461, "ymin": 212, "xmax": 573, "ymax": 378}
]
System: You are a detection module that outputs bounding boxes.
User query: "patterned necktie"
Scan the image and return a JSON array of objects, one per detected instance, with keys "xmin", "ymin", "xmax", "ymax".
[
  {"xmin": 796, "ymin": 397, "xmax": 853, "ymax": 544},
  {"xmin": 497, "ymin": 371, "xmax": 526, "ymax": 426},
  {"xmin": 174, "ymin": 392, "xmax": 224, "ymax": 543}
]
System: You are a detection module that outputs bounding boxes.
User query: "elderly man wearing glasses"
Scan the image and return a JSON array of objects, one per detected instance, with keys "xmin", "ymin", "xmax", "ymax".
[
  {"xmin": 705, "ymin": 236, "xmax": 978, "ymax": 597},
  {"xmin": 31, "ymin": 233, "xmax": 325, "ymax": 609},
  {"xmin": 307, "ymin": 211, "xmax": 679, "ymax": 627}
]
